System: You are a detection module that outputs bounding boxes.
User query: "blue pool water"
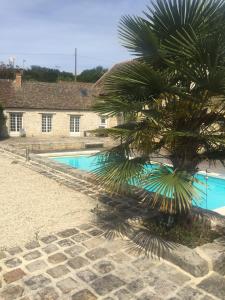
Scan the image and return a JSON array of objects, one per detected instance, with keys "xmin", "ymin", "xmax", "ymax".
[{"xmin": 52, "ymin": 155, "xmax": 225, "ymax": 210}]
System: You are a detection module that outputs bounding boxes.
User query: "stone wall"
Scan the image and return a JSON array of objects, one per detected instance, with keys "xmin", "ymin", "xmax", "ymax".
[{"xmin": 4, "ymin": 109, "xmax": 118, "ymax": 138}]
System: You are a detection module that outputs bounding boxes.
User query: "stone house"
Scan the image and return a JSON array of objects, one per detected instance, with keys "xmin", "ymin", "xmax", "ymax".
[{"xmin": 0, "ymin": 72, "xmax": 118, "ymax": 138}]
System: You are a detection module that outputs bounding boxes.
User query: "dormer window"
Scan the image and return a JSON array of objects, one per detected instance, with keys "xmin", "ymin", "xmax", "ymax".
[{"xmin": 80, "ymin": 88, "xmax": 88, "ymax": 97}]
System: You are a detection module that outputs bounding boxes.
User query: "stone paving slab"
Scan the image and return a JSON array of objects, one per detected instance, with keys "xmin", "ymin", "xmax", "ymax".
[{"xmin": 0, "ymin": 224, "xmax": 223, "ymax": 300}]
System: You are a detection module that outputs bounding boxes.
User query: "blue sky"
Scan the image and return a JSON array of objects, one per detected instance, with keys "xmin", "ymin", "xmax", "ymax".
[{"xmin": 0, "ymin": 0, "xmax": 147, "ymax": 74}]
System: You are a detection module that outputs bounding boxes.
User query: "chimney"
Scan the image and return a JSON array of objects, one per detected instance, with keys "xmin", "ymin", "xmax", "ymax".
[{"xmin": 14, "ymin": 70, "xmax": 22, "ymax": 88}]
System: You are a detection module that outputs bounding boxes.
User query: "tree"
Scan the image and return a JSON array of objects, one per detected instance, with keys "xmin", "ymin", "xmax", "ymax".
[
  {"xmin": 77, "ymin": 66, "xmax": 108, "ymax": 83},
  {"xmin": 0, "ymin": 64, "xmax": 15, "ymax": 80},
  {"xmin": 93, "ymin": 0, "xmax": 225, "ymax": 216},
  {"xmin": 23, "ymin": 66, "xmax": 74, "ymax": 82}
]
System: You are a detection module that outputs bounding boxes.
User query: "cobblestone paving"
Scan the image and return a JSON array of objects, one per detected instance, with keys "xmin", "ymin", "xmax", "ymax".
[
  {"xmin": 0, "ymin": 224, "xmax": 223, "ymax": 300},
  {"xmin": 0, "ymin": 149, "xmax": 224, "ymax": 299}
]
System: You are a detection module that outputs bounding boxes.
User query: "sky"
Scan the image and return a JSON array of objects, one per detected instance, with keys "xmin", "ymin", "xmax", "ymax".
[{"xmin": 0, "ymin": 0, "xmax": 148, "ymax": 74}]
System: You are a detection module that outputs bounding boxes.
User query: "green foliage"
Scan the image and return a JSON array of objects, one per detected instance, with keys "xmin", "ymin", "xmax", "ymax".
[
  {"xmin": 0, "ymin": 65, "xmax": 15, "ymax": 80},
  {"xmin": 23, "ymin": 66, "xmax": 74, "ymax": 82},
  {"xmin": 93, "ymin": 0, "xmax": 225, "ymax": 214},
  {"xmin": 77, "ymin": 66, "xmax": 108, "ymax": 83},
  {"xmin": 143, "ymin": 217, "xmax": 221, "ymax": 248}
]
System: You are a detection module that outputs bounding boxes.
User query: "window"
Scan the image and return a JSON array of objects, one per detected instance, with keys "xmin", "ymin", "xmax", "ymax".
[
  {"xmin": 70, "ymin": 115, "xmax": 80, "ymax": 133},
  {"xmin": 42, "ymin": 114, "xmax": 52, "ymax": 132},
  {"xmin": 80, "ymin": 88, "xmax": 88, "ymax": 97},
  {"xmin": 10, "ymin": 113, "xmax": 23, "ymax": 132},
  {"xmin": 99, "ymin": 116, "xmax": 107, "ymax": 128}
]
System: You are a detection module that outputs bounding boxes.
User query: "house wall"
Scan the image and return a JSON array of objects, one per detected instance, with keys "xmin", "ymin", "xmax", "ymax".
[{"xmin": 4, "ymin": 109, "xmax": 118, "ymax": 137}]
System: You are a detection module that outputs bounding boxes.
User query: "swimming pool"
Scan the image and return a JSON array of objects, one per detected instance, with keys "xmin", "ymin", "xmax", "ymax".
[{"xmin": 52, "ymin": 154, "xmax": 225, "ymax": 211}]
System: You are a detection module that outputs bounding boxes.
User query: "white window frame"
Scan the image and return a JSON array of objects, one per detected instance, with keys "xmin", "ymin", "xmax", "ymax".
[
  {"xmin": 70, "ymin": 115, "xmax": 81, "ymax": 136},
  {"xmin": 99, "ymin": 116, "xmax": 107, "ymax": 128},
  {"xmin": 10, "ymin": 112, "xmax": 23, "ymax": 134},
  {"xmin": 42, "ymin": 114, "xmax": 52, "ymax": 133}
]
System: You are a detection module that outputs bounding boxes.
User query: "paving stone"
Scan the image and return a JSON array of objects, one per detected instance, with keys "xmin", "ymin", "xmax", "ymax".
[
  {"xmin": 72, "ymin": 289, "xmax": 97, "ymax": 300},
  {"xmin": 26, "ymin": 259, "xmax": 48, "ymax": 272},
  {"xmin": 137, "ymin": 290, "xmax": 163, "ymax": 300},
  {"xmin": 197, "ymin": 272, "xmax": 225, "ymax": 299},
  {"xmin": 56, "ymin": 277, "xmax": 79, "ymax": 293},
  {"xmin": 77, "ymin": 268, "xmax": 98, "ymax": 283},
  {"xmin": 144, "ymin": 271, "xmax": 179, "ymax": 298},
  {"xmin": 48, "ymin": 252, "xmax": 67, "ymax": 264},
  {"xmin": 57, "ymin": 228, "xmax": 79, "ymax": 238},
  {"xmin": 197, "ymin": 242, "xmax": 225, "ymax": 275},
  {"xmin": 176, "ymin": 286, "xmax": 203, "ymax": 300},
  {"xmin": 5, "ymin": 257, "xmax": 22, "ymax": 268},
  {"xmin": 114, "ymin": 288, "xmax": 134, "ymax": 299},
  {"xmin": 82, "ymin": 237, "xmax": 105, "ymax": 249},
  {"xmin": 127, "ymin": 278, "xmax": 145, "ymax": 293},
  {"xmin": 57, "ymin": 238, "xmax": 75, "ymax": 247},
  {"xmin": 42, "ymin": 244, "xmax": 59, "ymax": 254},
  {"xmin": 23, "ymin": 250, "xmax": 42, "ymax": 261},
  {"xmin": 110, "ymin": 252, "xmax": 131, "ymax": 264},
  {"xmin": 78, "ymin": 224, "xmax": 93, "ymax": 231},
  {"xmin": 72, "ymin": 233, "xmax": 91, "ymax": 242},
  {"xmin": 64, "ymin": 244, "xmax": 86, "ymax": 257},
  {"xmin": 47, "ymin": 264, "xmax": 70, "ymax": 278},
  {"xmin": 25, "ymin": 240, "xmax": 40, "ymax": 250},
  {"xmin": 163, "ymin": 245, "xmax": 209, "ymax": 277},
  {"xmin": 85, "ymin": 247, "xmax": 109, "ymax": 260},
  {"xmin": 93, "ymin": 260, "xmax": 115, "ymax": 274},
  {"xmin": 104, "ymin": 239, "xmax": 125, "ymax": 252},
  {"xmin": 24, "ymin": 274, "xmax": 51, "ymax": 290},
  {"xmin": 0, "ymin": 284, "xmax": 24, "ymax": 300},
  {"xmin": 3, "ymin": 268, "xmax": 26, "ymax": 283},
  {"xmin": 0, "ymin": 251, "xmax": 7, "ymax": 259},
  {"xmin": 7, "ymin": 246, "xmax": 23, "ymax": 256},
  {"xmin": 199, "ymin": 296, "xmax": 215, "ymax": 300},
  {"xmin": 91, "ymin": 274, "xmax": 125, "ymax": 295},
  {"xmin": 150, "ymin": 262, "xmax": 191, "ymax": 285},
  {"xmin": 67, "ymin": 256, "xmax": 90, "ymax": 269},
  {"xmin": 88, "ymin": 228, "xmax": 104, "ymax": 236},
  {"xmin": 114, "ymin": 265, "xmax": 140, "ymax": 282},
  {"xmin": 41, "ymin": 235, "xmax": 57, "ymax": 244},
  {"xmin": 34, "ymin": 286, "xmax": 59, "ymax": 300},
  {"xmin": 132, "ymin": 257, "xmax": 159, "ymax": 271}
]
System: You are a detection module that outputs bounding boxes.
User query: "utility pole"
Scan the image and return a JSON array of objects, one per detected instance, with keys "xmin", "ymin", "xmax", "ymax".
[{"xmin": 74, "ymin": 48, "xmax": 77, "ymax": 82}]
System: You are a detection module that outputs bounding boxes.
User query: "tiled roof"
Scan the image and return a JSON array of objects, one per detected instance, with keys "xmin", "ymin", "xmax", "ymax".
[{"xmin": 0, "ymin": 80, "xmax": 96, "ymax": 110}]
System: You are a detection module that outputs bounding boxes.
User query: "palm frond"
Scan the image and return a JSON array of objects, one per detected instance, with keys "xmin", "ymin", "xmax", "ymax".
[
  {"xmin": 93, "ymin": 147, "xmax": 148, "ymax": 193},
  {"xmin": 141, "ymin": 166, "xmax": 203, "ymax": 214},
  {"xmin": 118, "ymin": 15, "xmax": 162, "ymax": 63}
]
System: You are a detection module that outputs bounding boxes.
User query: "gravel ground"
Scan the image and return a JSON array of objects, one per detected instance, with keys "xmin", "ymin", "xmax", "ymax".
[{"xmin": 0, "ymin": 154, "xmax": 96, "ymax": 248}]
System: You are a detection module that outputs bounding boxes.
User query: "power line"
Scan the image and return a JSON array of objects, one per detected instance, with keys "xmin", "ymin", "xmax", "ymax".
[{"xmin": 0, "ymin": 52, "xmax": 116, "ymax": 63}]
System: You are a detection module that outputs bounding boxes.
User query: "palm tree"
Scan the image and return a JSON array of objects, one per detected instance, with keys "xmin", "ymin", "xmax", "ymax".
[{"xmin": 93, "ymin": 0, "xmax": 225, "ymax": 217}]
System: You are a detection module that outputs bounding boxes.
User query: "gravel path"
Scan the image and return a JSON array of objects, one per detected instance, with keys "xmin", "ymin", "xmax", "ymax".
[{"xmin": 0, "ymin": 153, "xmax": 96, "ymax": 248}]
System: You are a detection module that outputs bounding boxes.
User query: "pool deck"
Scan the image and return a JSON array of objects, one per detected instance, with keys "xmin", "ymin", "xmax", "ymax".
[{"xmin": 0, "ymin": 149, "xmax": 225, "ymax": 299}]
